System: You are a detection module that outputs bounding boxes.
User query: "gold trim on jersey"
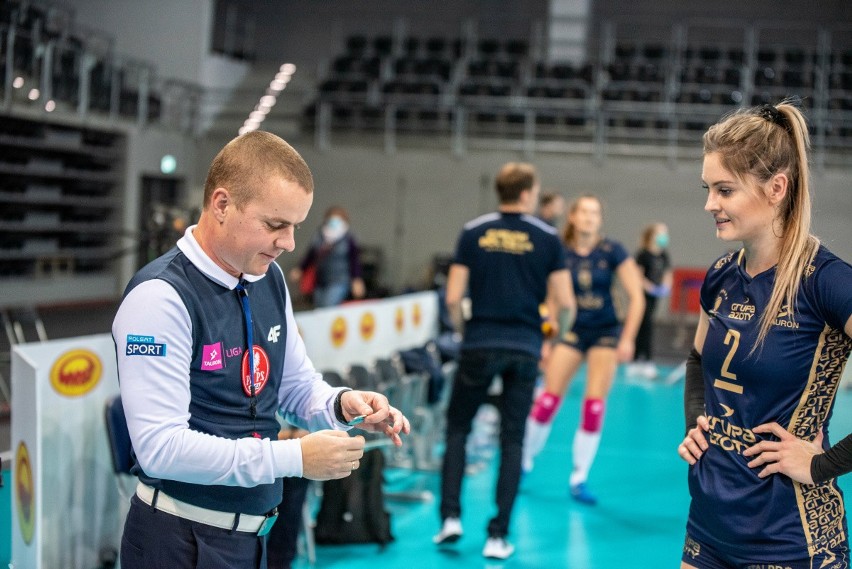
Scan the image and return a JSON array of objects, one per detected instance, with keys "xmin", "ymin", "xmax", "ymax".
[{"xmin": 788, "ymin": 325, "xmax": 852, "ymax": 563}]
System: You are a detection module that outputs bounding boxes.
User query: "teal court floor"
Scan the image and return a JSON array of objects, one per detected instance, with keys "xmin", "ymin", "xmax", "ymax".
[
  {"xmin": 2, "ymin": 364, "xmax": 851, "ymax": 568},
  {"xmin": 298, "ymin": 363, "xmax": 852, "ymax": 569}
]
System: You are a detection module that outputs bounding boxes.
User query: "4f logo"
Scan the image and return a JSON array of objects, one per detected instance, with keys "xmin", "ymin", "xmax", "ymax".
[{"xmin": 267, "ymin": 325, "xmax": 281, "ymax": 343}]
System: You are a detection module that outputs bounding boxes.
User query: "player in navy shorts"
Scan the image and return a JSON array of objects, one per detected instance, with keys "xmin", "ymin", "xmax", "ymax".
[
  {"xmin": 522, "ymin": 194, "xmax": 645, "ymax": 505},
  {"xmin": 678, "ymin": 101, "xmax": 852, "ymax": 569}
]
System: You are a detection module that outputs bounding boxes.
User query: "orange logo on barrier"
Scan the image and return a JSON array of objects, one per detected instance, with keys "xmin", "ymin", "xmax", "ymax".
[
  {"xmin": 412, "ymin": 303, "xmax": 422, "ymax": 327},
  {"xmin": 394, "ymin": 307, "xmax": 405, "ymax": 333},
  {"xmin": 360, "ymin": 312, "xmax": 376, "ymax": 341},
  {"xmin": 50, "ymin": 349, "xmax": 102, "ymax": 397},
  {"xmin": 15, "ymin": 441, "xmax": 35, "ymax": 545},
  {"xmin": 330, "ymin": 316, "xmax": 347, "ymax": 348}
]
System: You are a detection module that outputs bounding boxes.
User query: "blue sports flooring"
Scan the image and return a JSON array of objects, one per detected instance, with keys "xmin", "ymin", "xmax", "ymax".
[
  {"xmin": 1, "ymin": 364, "xmax": 851, "ymax": 568},
  {"xmin": 298, "ymin": 364, "xmax": 852, "ymax": 569}
]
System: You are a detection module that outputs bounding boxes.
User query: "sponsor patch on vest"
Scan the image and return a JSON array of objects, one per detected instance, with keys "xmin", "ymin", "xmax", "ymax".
[
  {"xmin": 242, "ymin": 345, "xmax": 271, "ymax": 396},
  {"xmin": 126, "ymin": 334, "xmax": 167, "ymax": 357},
  {"xmin": 201, "ymin": 342, "xmax": 224, "ymax": 371}
]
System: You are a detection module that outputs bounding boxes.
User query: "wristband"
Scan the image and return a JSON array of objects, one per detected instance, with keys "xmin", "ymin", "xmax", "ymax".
[{"xmin": 334, "ymin": 389, "xmax": 351, "ymax": 423}]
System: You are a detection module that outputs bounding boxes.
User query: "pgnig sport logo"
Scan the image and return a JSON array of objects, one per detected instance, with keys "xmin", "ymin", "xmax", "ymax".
[
  {"xmin": 16, "ymin": 441, "xmax": 35, "ymax": 544},
  {"xmin": 50, "ymin": 348, "xmax": 102, "ymax": 397}
]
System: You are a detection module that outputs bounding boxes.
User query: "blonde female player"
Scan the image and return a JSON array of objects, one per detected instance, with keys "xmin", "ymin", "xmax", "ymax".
[
  {"xmin": 522, "ymin": 194, "xmax": 645, "ymax": 505},
  {"xmin": 678, "ymin": 101, "xmax": 852, "ymax": 568}
]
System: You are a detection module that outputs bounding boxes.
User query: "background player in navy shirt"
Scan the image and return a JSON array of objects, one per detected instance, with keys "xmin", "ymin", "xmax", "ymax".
[
  {"xmin": 678, "ymin": 101, "xmax": 852, "ymax": 569},
  {"xmin": 522, "ymin": 194, "xmax": 645, "ymax": 505},
  {"xmin": 433, "ymin": 162, "xmax": 576, "ymax": 560}
]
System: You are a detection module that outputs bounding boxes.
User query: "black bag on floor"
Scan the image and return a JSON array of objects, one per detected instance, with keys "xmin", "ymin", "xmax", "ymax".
[{"xmin": 313, "ymin": 448, "xmax": 393, "ymax": 545}]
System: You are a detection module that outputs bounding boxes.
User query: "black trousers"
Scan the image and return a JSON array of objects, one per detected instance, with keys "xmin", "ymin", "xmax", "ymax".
[
  {"xmin": 635, "ymin": 294, "xmax": 658, "ymax": 361},
  {"xmin": 440, "ymin": 348, "xmax": 538, "ymax": 538},
  {"xmin": 266, "ymin": 477, "xmax": 311, "ymax": 569},
  {"xmin": 120, "ymin": 494, "xmax": 266, "ymax": 569}
]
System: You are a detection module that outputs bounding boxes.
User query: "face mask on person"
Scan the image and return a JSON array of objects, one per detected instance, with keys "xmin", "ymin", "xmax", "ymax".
[
  {"xmin": 655, "ymin": 232, "xmax": 670, "ymax": 248},
  {"xmin": 322, "ymin": 216, "xmax": 348, "ymax": 242}
]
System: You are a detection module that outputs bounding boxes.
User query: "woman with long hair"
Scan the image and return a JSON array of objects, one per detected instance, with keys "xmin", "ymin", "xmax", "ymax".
[
  {"xmin": 678, "ymin": 101, "xmax": 852, "ymax": 568},
  {"xmin": 522, "ymin": 194, "xmax": 645, "ymax": 505}
]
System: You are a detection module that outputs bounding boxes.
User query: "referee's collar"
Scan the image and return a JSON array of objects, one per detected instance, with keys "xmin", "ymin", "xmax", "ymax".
[{"xmin": 177, "ymin": 225, "xmax": 266, "ymax": 290}]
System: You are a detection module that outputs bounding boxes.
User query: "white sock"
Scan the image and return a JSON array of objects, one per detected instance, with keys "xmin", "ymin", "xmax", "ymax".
[
  {"xmin": 522, "ymin": 417, "xmax": 553, "ymax": 470},
  {"xmin": 569, "ymin": 429, "xmax": 601, "ymax": 486}
]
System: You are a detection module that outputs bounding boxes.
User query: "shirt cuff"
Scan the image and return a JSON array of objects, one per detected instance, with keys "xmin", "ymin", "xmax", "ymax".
[{"xmin": 272, "ymin": 438, "xmax": 304, "ymax": 478}]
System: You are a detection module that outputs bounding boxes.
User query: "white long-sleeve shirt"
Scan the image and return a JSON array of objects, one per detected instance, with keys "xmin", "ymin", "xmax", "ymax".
[{"xmin": 112, "ymin": 226, "xmax": 349, "ymax": 487}]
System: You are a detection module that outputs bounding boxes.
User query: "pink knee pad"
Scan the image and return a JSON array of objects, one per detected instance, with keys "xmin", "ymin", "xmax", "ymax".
[
  {"xmin": 581, "ymin": 398, "xmax": 605, "ymax": 433},
  {"xmin": 530, "ymin": 392, "xmax": 562, "ymax": 424}
]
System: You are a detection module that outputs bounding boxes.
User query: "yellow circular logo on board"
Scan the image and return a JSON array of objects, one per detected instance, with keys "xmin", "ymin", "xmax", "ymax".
[
  {"xmin": 50, "ymin": 349, "xmax": 102, "ymax": 397},
  {"xmin": 412, "ymin": 303, "xmax": 422, "ymax": 327},
  {"xmin": 394, "ymin": 307, "xmax": 405, "ymax": 333},
  {"xmin": 330, "ymin": 316, "xmax": 347, "ymax": 348},
  {"xmin": 15, "ymin": 441, "xmax": 35, "ymax": 545},
  {"xmin": 359, "ymin": 312, "xmax": 376, "ymax": 341}
]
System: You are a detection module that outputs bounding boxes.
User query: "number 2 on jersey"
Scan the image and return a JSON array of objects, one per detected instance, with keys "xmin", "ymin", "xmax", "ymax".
[{"xmin": 714, "ymin": 329, "xmax": 743, "ymax": 394}]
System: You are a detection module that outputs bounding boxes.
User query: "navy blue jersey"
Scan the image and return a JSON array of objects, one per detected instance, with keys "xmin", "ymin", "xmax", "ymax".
[
  {"xmin": 566, "ymin": 238, "xmax": 629, "ymax": 329},
  {"xmin": 688, "ymin": 246, "xmax": 852, "ymax": 560},
  {"xmin": 453, "ymin": 212, "xmax": 565, "ymax": 357}
]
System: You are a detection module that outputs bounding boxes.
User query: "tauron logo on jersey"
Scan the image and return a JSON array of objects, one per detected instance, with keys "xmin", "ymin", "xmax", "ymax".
[
  {"xmin": 241, "ymin": 345, "xmax": 270, "ymax": 396},
  {"xmin": 772, "ymin": 304, "xmax": 799, "ymax": 329},
  {"xmin": 478, "ymin": 229, "xmax": 533, "ymax": 254},
  {"xmin": 727, "ymin": 297, "xmax": 755, "ymax": 321},
  {"xmin": 201, "ymin": 342, "xmax": 223, "ymax": 371},
  {"xmin": 126, "ymin": 334, "xmax": 167, "ymax": 357}
]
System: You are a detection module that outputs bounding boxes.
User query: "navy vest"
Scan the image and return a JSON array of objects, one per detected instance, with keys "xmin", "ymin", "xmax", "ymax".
[{"xmin": 123, "ymin": 248, "xmax": 288, "ymax": 515}]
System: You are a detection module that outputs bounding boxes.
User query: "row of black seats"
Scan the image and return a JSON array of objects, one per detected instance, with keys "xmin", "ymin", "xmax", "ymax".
[{"xmin": 345, "ymin": 34, "xmax": 529, "ymax": 59}]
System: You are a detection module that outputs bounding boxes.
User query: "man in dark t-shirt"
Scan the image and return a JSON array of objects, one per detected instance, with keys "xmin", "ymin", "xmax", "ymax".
[{"xmin": 433, "ymin": 162, "xmax": 576, "ymax": 561}]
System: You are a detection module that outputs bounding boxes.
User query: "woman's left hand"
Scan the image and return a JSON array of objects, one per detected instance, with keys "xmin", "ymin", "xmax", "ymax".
[{"xmin": 743, "ymin": 422, "xmax": 824, "ymax": 485}]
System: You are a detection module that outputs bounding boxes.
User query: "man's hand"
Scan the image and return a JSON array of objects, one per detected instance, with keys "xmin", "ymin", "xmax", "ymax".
[
  {"xmin": 300, "ymin": 430, "xmax": 365, "ymax": 480},
  {"xmin": 341, "ymin": 390, "xmax": 411, "ymax": 447}
]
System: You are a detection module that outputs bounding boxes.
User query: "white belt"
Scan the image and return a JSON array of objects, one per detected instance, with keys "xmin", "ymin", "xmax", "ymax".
[{"xmin": 136, "ymin": 482, "xmax": 270, "ymax": 533}]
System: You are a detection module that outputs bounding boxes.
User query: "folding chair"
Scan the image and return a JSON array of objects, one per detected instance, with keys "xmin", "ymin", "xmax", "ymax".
[{"xmin": 103, "ymin": 394, "xmax": 136, "ymax": 501}]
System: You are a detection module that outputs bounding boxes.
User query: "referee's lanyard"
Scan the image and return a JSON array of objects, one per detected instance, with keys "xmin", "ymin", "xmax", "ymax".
[{"xmin": 235, "ymin": 280, "xmax": 259, "ymax": 436}]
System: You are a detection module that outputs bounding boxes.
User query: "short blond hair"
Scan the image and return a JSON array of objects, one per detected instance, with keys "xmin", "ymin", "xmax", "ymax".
[{"xmin": 203, "ymin": 131, "xmax": 314, "ymax": 209}]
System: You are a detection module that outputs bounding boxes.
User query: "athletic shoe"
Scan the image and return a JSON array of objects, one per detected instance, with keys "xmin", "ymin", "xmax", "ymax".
[
  {"xmin": 570, "ymin": 482, "xmax": 598, "ymax": 505},
  {"xmin": 641, "ymin": 362, "xmax": 659, "ymax": 379},
  {"xmin": 483, "ymin": 536, "xmax": 515, "ymax": 560},
  {"xmin": 433, "ymin": 517, "xmax": 463, "ymax": 544}
]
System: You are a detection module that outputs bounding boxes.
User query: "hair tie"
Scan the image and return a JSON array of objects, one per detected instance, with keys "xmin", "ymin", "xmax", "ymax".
[{"xmin": 757, "ymin": 104, "xmax": 791, "ymax": 133}]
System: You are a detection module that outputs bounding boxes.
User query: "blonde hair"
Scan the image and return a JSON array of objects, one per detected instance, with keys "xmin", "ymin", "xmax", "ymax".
[
  {"xmin": 562, "ymin": 193, "xmax": 602, "ymax": 246},
  {"xmin": 703, "ymin": 100, "xmax": 819, "ymax": 349},
  {"xmin": 203, "ymin": 131, "xmax": 314, "ymax": 209}
]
